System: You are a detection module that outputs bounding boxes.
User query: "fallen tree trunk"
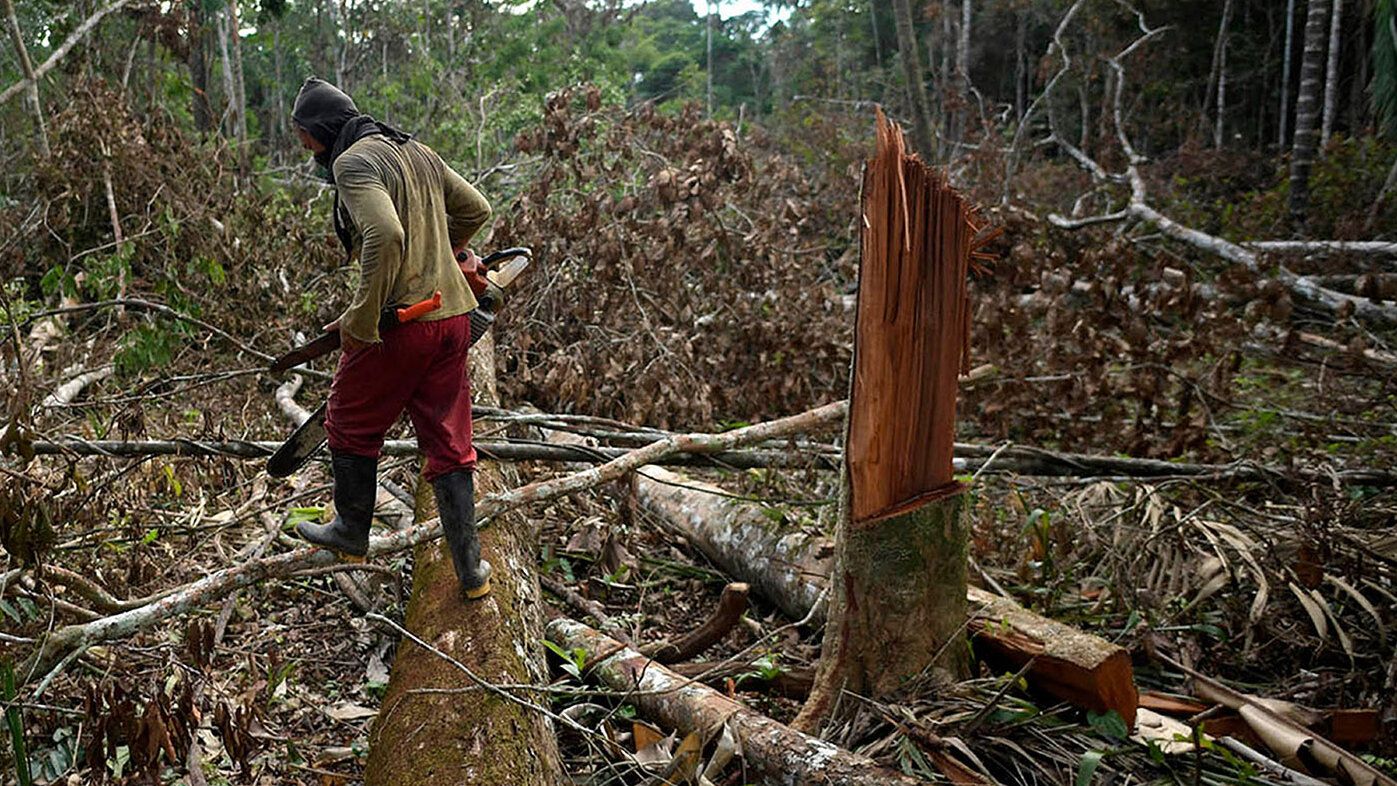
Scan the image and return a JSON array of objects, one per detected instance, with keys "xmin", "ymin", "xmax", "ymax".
[
  {"xmin": 546, "ymin": 617, "xmax": 927, "ymax": 786},
  {"xmin": 17, "ymin": 403, "xmax": 847, "ymax": 685},
  {"xmin": 966, "ymin": 586, "xmax": 1137, "ymax": 727},
  {"xmin": 366, "ymin": 331, "xmax": 561, "ymax": 785},
  {"xmin": 27, "ymin": 430, "xmax": 1397, "ymax": 485},
  {"xmin": 635, "ymin": 465, "xmax": 829, "ymax": 622},
  {"xmin": 634, "ymin": 466, "xmax": 1141, "ymax": 729}
]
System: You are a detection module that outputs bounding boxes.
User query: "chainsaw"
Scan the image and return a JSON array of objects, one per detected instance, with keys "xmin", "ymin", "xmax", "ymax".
[{"xmin": 265, "ymin": 247, "xmax": 531, "ymax": 478}]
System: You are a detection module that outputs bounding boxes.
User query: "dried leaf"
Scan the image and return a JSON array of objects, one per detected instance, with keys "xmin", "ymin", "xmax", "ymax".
[
  {"xmin": 1326, "ymin": 575, "xmax": 1387, "ymax": 646},
  {"xmin": 1288, "ymin": 582, "xmax": 1328, "ymax": 641},
  {"xmin": 324, "ymin": 703, "xmax": 378, "ymax": 721}
]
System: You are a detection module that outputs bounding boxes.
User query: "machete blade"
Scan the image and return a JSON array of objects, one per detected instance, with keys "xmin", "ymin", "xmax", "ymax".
[{"xmin": 266, "ymin": 401, "xmax": 328, "ymax": 478}]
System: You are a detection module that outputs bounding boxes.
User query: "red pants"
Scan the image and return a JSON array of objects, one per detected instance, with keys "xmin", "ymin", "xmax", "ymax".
[{"xmin": 325, "ymin": 314, "xmax": 476, "ymax": 481}]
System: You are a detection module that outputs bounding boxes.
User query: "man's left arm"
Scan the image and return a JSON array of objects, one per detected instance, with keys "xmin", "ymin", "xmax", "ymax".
[{"xmin": 442, "ymin": 160, "xmax": 491, "ymax": 249}]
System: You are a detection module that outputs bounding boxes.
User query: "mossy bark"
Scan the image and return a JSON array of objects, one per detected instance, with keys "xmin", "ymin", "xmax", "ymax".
[
  {"xmin": 794, "ymin": 488, "xmax": 969, "ymax": 730},
  {"xmin": 365, "ymin": 332, "xmax": 560, "ymax": 785}
]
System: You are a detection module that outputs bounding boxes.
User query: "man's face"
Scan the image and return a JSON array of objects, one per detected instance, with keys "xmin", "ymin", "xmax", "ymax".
[{"xmin": 295, "ymin": 125, "xmax": 325, "ymax": 153}]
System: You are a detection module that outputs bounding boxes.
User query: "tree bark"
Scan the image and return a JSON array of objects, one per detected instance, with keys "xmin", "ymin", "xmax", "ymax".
[
  {"xmin": 365, "ymin": 331, "xmax": 562, "ymax": 785},
  {"xmin": 1321, "ymin": 0, "xmax": 1344, "ymax": 145},
  {"xmin": 891, "ymin": 0, "xmax": 935, "ymax": 160},
  {"xmin": 794, "ymin": 111, "xmax": 973, "ymax": 733},
  {"xmin": 1288, "ymin": 0, "xmax": 1330, "ymax": 227},
  {"xmin": 2, "ymin": 0, "xmax": 50, "ymax": 157}
]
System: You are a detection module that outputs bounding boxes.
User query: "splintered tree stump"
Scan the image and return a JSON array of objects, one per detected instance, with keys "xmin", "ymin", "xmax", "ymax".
[
  {"xmin": 636, "ymin": 465, "xmax": 1142, "ymax": 730},
  {"xmin": 795, "ymin": 109, "xmax": 976, "ymax": 731},
  {"xmin": 365, "ymin": 331, "xmax": 561, "ymax": 785}
]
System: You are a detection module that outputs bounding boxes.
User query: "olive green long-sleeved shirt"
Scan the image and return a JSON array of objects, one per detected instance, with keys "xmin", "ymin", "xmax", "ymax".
[{"xmin": 333, "ymin": 135, "xmax": 491, "ymax": 344}]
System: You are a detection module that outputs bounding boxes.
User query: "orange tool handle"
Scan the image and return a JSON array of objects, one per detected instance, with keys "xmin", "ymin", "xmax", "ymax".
[{"xmin": 396, "ymin": 291, "xmax": 442, "ymax": 324}]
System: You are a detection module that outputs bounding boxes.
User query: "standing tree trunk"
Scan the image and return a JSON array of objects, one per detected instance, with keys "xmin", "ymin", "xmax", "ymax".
[
  {"xmin": 216, "ymin": 9, "xmax": 236, "ymax": 138},
  {"xmin": 365, "ymin": 331, "xmax": 562, "ymax": 785},
  {"xmin": 1205, "ymin": 0, "xmax": 1235, "ymax": 148},
  {"xmin": 792, "ymin": 110, "xmax": 974, "ymax": 734},
  {"xmin": 869, "ymin": 0, "xmax": 883, "ymax": 69},
  {"xmin": 2, "ymin": 0, "xmax": 50, "ymax": 158},
  {"xmin": 891, "ymin": 0, "xmax": 935, "ymax": 160},
  {"xmin": 1289, "ymin": 0, "xmax": 1331, "ymax": 229},
  {"xmin": 227, "ymin": 0, "xmax": 248, "ymax": 156},
  {"xmin": 187, "ymin": 5, "xmax": 214, "ymax": 134},
  {"xmin": 1322, "ymin": 0, "xmax": 1344, "ymax": 145},
  {"xmin": 1280, "ymin": 0, "xmax": 1296, "ymax": 148},
  {"xmin": 958, "ymin": 0, "xmax": 971, "ymax": 86},
  {"xmin": 1015, "ymin": 8, "xmax": 1026, "ymax": 124}
]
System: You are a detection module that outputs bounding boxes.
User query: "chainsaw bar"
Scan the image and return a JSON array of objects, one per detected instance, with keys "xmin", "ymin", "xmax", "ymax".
[{"xmin": 266, "ymin": 248, "xmax": 531, "ymax": 479}]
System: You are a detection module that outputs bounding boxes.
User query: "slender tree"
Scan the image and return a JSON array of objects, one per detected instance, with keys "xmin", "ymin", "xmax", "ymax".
[
  {"xmin": 1205, "ymin": 0, "xmax": 1235, "ymax": 148},
  {"xmin": 1289, "ymin": 0, "xmax": 1331, "ymax": 229},
  {"xmin": 1322, "ymin": 0, "xmax": 1344, "ymax": 144},
  {"xmin": 1281, "ymin": 0, "xmax": 1296, "ymax": 148},
  {"xmin": 892, "ymin": 0, "xmax": 935, "ymax": 160},
  {"xmin": 2, "ymin": 0, "xmax": 50, "ymax": 158}
]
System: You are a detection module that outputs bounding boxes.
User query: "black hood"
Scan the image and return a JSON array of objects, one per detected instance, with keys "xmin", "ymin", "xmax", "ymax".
[
  {"xmin": 292, "ymin": 77, "xmax": 360, "ymax": 154},
  {"xmin": 292, "ymin": 77, "xmax": 414, "ymax": 258},
  {"xmin": 292, "ymin": 77, "xmax": 413, "ymax": 176}
]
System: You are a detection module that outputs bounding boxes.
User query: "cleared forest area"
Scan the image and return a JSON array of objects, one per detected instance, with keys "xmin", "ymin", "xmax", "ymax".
[{"xmin": 1, "ymin": 0, "xmax": 1395, "ymax": 784}]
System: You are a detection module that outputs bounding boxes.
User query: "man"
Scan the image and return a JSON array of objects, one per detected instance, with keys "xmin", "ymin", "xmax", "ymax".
[{"xmin": 290, "ymin": 77, "xmax": 494, "ymax": 600}]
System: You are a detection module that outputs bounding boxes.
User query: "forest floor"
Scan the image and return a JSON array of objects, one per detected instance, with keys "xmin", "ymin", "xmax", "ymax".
[{"xmin": 2, "ymin": 91, "xmax": 1396, "ymax": 784}]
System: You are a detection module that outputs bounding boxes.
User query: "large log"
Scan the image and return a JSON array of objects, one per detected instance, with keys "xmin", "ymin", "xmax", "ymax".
[
  {"xmin": 547, "ymin": 618, "xmax": 926, "ymax": 786},
  {"xmin": 634, "ymin": 466, "xmax": 1140, "ymax": 729},
  {"xmin": 635, "ymin": 465, "xmax": 829, "ymax": 622},
  {"xmin": 365, "ymin": 331, "xmax": 561, "ymax": 785}
]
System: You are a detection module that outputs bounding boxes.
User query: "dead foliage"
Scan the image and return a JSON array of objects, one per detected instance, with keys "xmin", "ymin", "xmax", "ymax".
[{"xmin": 491, "ymin": 85, "xmax": 861, "ymax": 428}]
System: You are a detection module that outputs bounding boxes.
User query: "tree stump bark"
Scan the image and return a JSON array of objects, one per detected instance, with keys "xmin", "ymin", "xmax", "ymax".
[
  {"xmin": 365, "ymin": 331, "xmax": 560, "ymax": 785},
  {"xmin": 794, "ymin": 110, "xmax": 976, "ymax": 732}
]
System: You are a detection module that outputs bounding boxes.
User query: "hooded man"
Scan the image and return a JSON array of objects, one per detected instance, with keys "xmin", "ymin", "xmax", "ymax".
[{"xmin": 290, "ymin": 76, "xmax": 494, "ymax": 600}]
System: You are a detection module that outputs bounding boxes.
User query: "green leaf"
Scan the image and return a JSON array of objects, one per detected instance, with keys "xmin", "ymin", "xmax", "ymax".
[
  {"xmin": 1087, "ymin": 710, "xmax": 1129, "ymax": 740},
  {"xmin": 1074, "ymin": 750, "xmax": 1104, "ymax": 786}
]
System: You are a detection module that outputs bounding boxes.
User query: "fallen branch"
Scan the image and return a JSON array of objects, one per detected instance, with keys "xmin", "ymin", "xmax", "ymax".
[
  {"xmin": 1159, "ymin": 653, "xmax": 1395, "ymax": 786},
  {"xmin": 639, "ymin": 582, "xmax": 749, "ymax": 664},
  {"xmin": 41, "ymin": 365, "xmax": 113, "ymax": 408},
  {"xmin": 547, "ymin": 617, "xmax": 927, "ymax": 786},
  {"xmin": 18, "ymin": 402, "xmax": 847, "ymax": 686}
]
